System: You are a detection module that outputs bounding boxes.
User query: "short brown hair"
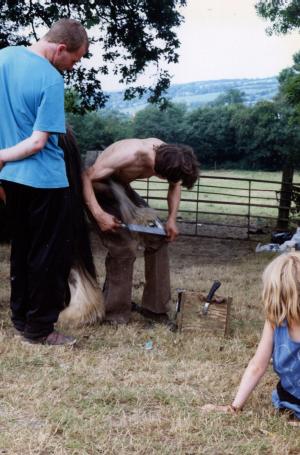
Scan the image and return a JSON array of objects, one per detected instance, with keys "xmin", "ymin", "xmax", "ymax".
[
  {"xmin": 154, "ymin": 143, "xmax": 199, "ymax": 189},
  {"xmin": 44, "ymin": 19, "xmax": 89, "ymax": 53}
]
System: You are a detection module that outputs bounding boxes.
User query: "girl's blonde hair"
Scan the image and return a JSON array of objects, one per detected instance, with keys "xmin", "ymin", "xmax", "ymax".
[{"xmin": 263, "ymin": 252, "xmax": 300, "ymax": 327}]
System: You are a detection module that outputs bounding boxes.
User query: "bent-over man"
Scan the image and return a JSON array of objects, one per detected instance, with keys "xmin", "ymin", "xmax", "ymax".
[{"xmin": 83, "ymin": 138, "xmax": 199, "ymax": 324}]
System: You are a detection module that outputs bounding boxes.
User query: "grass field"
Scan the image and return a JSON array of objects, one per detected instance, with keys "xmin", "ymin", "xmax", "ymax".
[{"xmin": 1, "ymin": 229, "xmax": 300, "ymax": 454}]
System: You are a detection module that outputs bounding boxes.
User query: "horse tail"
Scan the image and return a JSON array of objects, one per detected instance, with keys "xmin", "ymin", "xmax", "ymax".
[{"xmin": 58, "ymin": 127, "xmax": 105, "ymax": 327}]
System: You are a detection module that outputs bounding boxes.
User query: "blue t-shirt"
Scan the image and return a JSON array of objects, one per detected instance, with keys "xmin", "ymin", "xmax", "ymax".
[
  {"xmin": 272, "ymin": 321, "xmax": 300, "ymax": 419},
  {"xmin": 0, "ymin": 46, "xmax": 68, "ymax": 188}
]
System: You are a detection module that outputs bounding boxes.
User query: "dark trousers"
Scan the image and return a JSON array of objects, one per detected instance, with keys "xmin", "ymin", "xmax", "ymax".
[
  {"xmin": 3, "ymin": 181, "xmax": 72, "ymax": 339},
  {"xmin": 94, "ymin": 180, "xmax": 171, "ymax": 323}
]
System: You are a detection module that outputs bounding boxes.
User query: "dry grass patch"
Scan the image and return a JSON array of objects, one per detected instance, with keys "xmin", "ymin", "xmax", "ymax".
[{"xmin": 0, "ymin": 235, "xmax": 299, "ymax": 454}]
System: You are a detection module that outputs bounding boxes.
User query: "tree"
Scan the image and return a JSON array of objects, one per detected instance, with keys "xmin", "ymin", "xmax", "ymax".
[
  {"xmin": 0, "ymin": 0, "xmax": 186, "ymax": 111},
  {"xmin": 132, "ymin": 103, "xmax": 187, "ymax": 142},
  {"xmin": 211, "ymin": 88, "xmax": 246, "ymax": 107},
  {"xmin": 278, "ymin": 51, "xmax": 300, "ymax": 110},
  {"xmin": 255, "ymin": 0, "xmax": 300, "ymax": 34},
  {"xmin": 232, "ymin": 101, "xmax": 300, "ymax": 170},
  {"xmin": 255, "ymin": 0, "xmax": 300, "ymax": 228},
  {"xmin": 185, "ymin": 106, "xmax": 237, "ymax": 167},
  {"xmin": 67, "ymin": 110, "xmax": 133, "ymax": 153}
]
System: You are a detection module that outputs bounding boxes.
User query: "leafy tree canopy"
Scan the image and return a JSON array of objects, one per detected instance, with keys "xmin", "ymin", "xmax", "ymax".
[
  {"xmin": 255, "ymin": 0, "xmax": 300, "ymax": 34},
  {"xmin": 211, "ymin": 88, "xmax": 246, "ymax": 106},
  {"xmin": 0, "ymin": 0, "xmax": 186, "ymax": 111},
  {"xmin": 278, "ymin": 51, "xmax": 300, "ymax": 109}
]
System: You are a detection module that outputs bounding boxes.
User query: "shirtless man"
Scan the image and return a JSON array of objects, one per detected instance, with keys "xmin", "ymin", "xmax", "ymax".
[{"xmin": 83, "ymin": 138, "xmax": 199, "ymax": 324}]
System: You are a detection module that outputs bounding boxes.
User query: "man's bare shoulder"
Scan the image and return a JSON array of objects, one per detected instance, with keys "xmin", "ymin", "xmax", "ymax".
[
  {"xmin": 142, "ymin": 138, "xmax": 164, "ymax": 148},
  {"xmin": 92, "ymin": 137, "xmax": 163, "ymax": 169},
  {"xmin": 109, "ymin": 137, "xmax": 163, "ymax": 151},
  {"xmin": 91, "ymin": 139, "xmax": 148, "ymax": 170}
]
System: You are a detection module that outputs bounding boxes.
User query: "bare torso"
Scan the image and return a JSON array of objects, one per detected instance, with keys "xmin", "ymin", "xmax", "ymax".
[
  {"xmin": 91, "ymin": 138, "xmax": 164, "ymax": 183},
  {"xmin": 84, "ymin": 137, "xmax": 180, "ymax": 239}
]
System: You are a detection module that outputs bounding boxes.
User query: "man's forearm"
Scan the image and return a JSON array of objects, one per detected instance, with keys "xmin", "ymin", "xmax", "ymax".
[
  {"xmin": 0, "ymin": 132, "xmax": 49, "ymax": 163},
  {"xmin": 82, "ymin": 170, "xmax": 103, "ymax": 217},
  {"xmin": 82, "ymin": 169, "xmax": 110, "ymax": 220},
  {"xmin": 167, "ymin": 183, "xmax": 181, "ymax": 221},
  {"xmin": 82, "ymin": 169, "xmax": 122, "ymax": 232}
]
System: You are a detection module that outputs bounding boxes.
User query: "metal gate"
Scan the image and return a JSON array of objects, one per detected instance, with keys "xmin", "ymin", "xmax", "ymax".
[{"xmin": 132, "ymin": 174, "xmax": 300, "ymax": 239}]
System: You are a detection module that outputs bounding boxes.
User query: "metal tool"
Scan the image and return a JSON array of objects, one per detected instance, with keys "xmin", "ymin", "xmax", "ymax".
[
  {"xmin": 175, "ymin": 288, "xmax": 185, "ymax": 314},
  {"xmin": 202, "ymin": 280, "xmax": 221, "ymax": 315},
  {"xmin": 121, "ymin": 220, "xmax": 166, "ymax": 236}
]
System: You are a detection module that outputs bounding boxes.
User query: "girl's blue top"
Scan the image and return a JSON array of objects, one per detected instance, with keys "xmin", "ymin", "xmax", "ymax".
[{"xmin": 272, "ymin": 320, "xmax": 300, "ymax": 419}]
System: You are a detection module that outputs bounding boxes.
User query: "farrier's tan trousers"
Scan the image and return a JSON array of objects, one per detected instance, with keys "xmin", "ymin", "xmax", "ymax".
[{"xmin": 94, "ymin": 180, "xmax": 171, "ymax": 323}]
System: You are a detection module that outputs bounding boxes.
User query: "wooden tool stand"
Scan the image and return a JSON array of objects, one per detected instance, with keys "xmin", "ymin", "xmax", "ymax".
[{"xmin": 175, "ymin": 289, "xmax": 231, "ymax": 336}]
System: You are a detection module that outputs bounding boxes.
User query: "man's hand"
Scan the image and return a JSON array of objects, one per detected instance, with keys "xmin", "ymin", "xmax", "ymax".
[
  {"xmin": 96, "ymin": 211, "xmax": 122, "ymax": 232},
  {"xmin": 165, "ymin": 218, "xmax": 179, "ymax": 242}
]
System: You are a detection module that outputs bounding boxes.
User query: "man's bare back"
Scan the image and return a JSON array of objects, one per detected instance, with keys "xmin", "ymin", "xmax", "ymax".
[
  {"xmin": 82, "ymin": 137, "xmax": 180, "ymax": 240},
  {"xmin": 90, "ymin": 138, "xmax": 164, "ymax": 183}
]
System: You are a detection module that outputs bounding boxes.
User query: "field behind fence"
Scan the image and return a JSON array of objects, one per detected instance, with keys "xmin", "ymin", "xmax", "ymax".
[{"xmin": 132, "ymin": 170, "xmax": 300, "ymax": 239}]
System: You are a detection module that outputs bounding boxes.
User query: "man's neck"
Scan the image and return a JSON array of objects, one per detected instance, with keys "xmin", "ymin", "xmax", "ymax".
[{"xmin": 29, "ymin": 40, "xmax": 56, "ymax": 64}]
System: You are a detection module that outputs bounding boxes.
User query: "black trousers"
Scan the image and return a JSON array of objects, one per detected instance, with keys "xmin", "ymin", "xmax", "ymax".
[{"xmin": 2, "ymin": 181, "xmax": 73, "ymax": 339}]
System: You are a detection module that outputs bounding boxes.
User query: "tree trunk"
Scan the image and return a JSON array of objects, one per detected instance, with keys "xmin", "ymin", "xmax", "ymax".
[{"xmin": 277, "ymin": 165, "xmax": 294, "ymax": 230}]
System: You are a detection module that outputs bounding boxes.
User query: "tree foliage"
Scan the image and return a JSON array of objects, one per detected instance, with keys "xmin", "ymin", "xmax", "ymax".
[
  {"xmin": 67, "ymin": 109, "xmax": 133, "ymax": 152},
  {"xmin": 211, "ymin": 88, "xmax": 246, "ymax": 106},
  {"xmin": 278, "ymin": 51, "xmax": 300, "ymax": 110},
  {"xmin": 69, "ymin": 98, "xmax": 300, "ymax": 171},
  {"xmin": 132, "ymin": 103, "xmax": 187, "ymax": 142},
  {"xmin": 0, "ymin": 0, "xmax": 186, "ymax": 111},
  {"xmin": 255, "ymin": 0, "xmax": 300, "ymax": 34}
]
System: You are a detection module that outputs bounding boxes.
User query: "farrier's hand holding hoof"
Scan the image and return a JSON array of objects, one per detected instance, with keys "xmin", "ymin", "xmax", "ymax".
[
  {"xmin": 165, "ymin": 218, "xmax": 179, "ymax": 242},
  {"xmin": 98, "ymin": 211, "xmax": 122, "ymax": 232}
]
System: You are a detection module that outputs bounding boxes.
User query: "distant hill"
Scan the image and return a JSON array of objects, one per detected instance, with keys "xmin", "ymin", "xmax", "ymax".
[{"xmin": 105, "ymin": 77, "xmax": 279, "ymax": 115}]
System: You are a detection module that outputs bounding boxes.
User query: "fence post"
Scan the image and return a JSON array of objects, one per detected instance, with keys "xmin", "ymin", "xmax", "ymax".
[
  {"xmin": 247, "ymin": 180, "xmax": 251, "ymax": 239},
  {"xmin": 146, "ymin": 178, "xmax": 149, "ymax": 204},
  {"xmin": 277, "ymin": 165, "xmax": 294, "ymax": 230},
  {"xmin": 195, "ymin": 177, "xmax": 200, "ymax": 235}
]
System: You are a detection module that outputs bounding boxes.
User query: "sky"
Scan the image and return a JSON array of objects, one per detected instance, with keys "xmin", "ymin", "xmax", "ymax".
[{"xmin": 99, "ymin": 0, "xmax": 300, "ymax": 92}]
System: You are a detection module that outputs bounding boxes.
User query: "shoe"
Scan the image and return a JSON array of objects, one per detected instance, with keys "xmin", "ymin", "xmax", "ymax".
[{"xmin": 22, "ymin": 330, "xmax": 77, "ymax": 346}]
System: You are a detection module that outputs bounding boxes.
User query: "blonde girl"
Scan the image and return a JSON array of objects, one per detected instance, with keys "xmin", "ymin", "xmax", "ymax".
[{"xmin": 203, "ymin": 252, "xmax": 300, "ymax": 419}]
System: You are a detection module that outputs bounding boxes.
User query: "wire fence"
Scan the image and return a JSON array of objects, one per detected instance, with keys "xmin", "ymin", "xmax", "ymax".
[{"xmin": 132, "ymin": 174, "xmax": 300, "ymax": 240}]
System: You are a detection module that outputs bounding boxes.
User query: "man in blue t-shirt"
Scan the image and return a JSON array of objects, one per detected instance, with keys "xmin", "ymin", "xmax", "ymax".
[{"xmin": 0, "ymin": 19, "xmax": 88, "ymax": 345}]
